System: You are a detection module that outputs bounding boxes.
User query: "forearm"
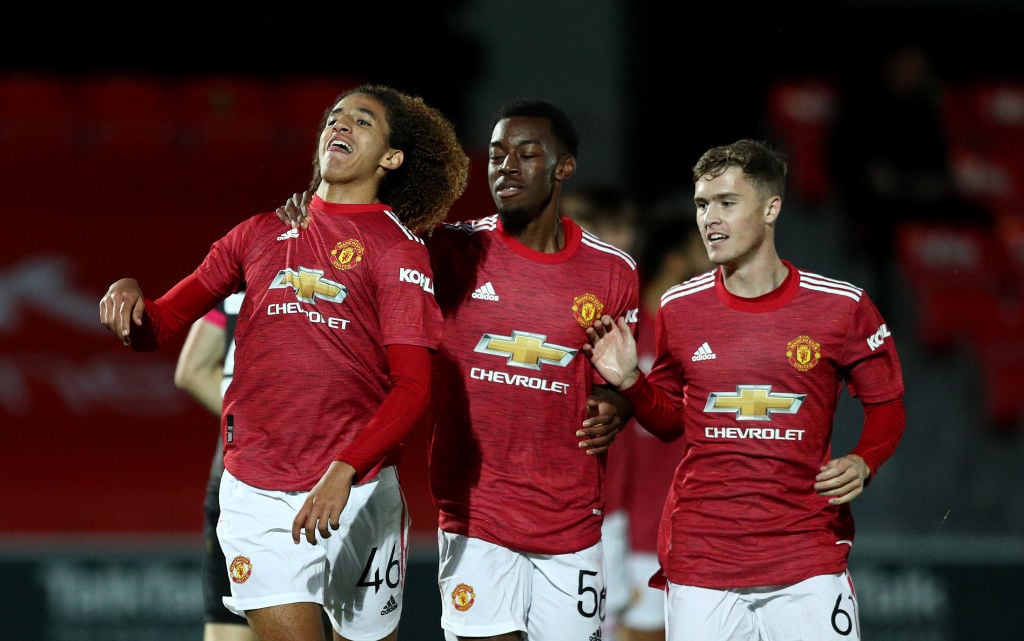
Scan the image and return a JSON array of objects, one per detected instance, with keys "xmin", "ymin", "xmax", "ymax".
[
  {"xmin": 177, "ymin": 368, "xmax": 224, "ymax": 416},
  {"xmin": 852, "ymin": 397, "xmax": 906, "ymax": 476},
  {"xmin": 174, "ymin": 316, "xmax": 228, "ymax": 416}
]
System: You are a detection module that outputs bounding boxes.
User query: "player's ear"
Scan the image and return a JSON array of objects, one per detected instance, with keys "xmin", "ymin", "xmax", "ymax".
[
  {"xmin": 555, "ymin": 154, "xmax": 576, "ymax": 182},
  {"xmin": 764, "ymin": 195, "xmax": 781, "ymax": 222},
  {"xmin": 381, "ymin": 149, "xmax": 404, "ymax": 171}
]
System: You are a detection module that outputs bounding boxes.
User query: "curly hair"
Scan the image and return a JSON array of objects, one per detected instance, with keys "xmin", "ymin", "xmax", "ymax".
[
  {"xmin": 308, "ymin": 84, "xmax": 469, "ymax": 234},
  {"xmin": 692, "ymin": 138, "xmax": 788, "ymax": 200}
]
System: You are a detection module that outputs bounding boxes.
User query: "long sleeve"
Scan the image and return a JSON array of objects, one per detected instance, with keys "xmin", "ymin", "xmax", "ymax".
[
  {"xmin": 129, "ymin": 273, "xmax": 220, "ymax": 351},
  {"xmin": 620, "ymin": 372, "xmax": 685, "ymax": 442},
  {"xmin": 852, "ymin": 397, "xmax": 906, "ymax": 476},
  {"xmin": 334, "ymin": 343, "xmax": 432, "ymax": 480}
]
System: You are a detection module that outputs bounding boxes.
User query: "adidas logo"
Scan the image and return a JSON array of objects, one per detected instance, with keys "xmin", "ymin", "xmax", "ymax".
[
  {"xmin": 691, "ymin": 342, "xmax": 717, "ymax": 362},
  {"xmin": 380, "ymin": 595, "xmax": 398, "ymax": 616},
  {"xmin": 276, "ymin": 228, "xmax": 299, "ymax": 241},
  {"xmin": 471, "ymin": 281, "xmax": 499, "ymax": 301}
]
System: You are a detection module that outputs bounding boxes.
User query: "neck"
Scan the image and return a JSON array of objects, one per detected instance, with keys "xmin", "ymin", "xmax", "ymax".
[
  {"xmin": 502, "ymin": 210, "xmax": 564, "ymax": 253},
  {"xmin": 720, "ymin": 255, "xmax": 788, "ymax": 298},
  {"xmin": 318, "ymin": 180, "xmax": 381, "ymax": 205}
]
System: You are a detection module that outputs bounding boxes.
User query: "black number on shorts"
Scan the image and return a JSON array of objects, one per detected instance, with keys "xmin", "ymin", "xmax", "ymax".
[
  {"xmin": 576, "ymin": 569, "xmax": 605, "ymax": 618},
  {"xmin": 831, "ymin": 593, "xmax": 854, "ymax": 636},
  {"xmin": 356, "ymin": 544, "xmax": 402, "ymax": 593}
]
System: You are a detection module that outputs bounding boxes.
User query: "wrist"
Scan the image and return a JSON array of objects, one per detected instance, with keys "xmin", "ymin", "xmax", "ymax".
[
  {"xmin": 617, "ymin": 369, "xmax": 641, "ymax": 391},
  {"xmin": 331, "ymin": 460, "xmax": 359, "ymax": 480}
]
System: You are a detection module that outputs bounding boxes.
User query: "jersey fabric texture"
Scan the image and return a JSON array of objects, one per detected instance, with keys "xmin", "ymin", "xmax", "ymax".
[
  {"xmin": 645, "ymin": 261, "xmax": 904, "ymax": 588},
  {"xmin": 192, "ymin": 196, "xmax": 442, "ymax": 491},
  {"xmin": 426, "ymin": 215, "xmax": 640, "ymax": 554}
]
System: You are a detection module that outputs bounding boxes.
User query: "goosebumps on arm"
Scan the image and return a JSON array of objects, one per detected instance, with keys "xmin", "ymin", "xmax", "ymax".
[
  {"xmin": 334, "ymin": 343, "xmax": 432, "ymax": 481},
  {"xmin": 619, "ymin": 372, "xmax": 685, "ymax": 442},
  {"xmin": 130, "ymin": 274, "xmax": 221, "ymax": 351},
  {"xmin": 852, "ymin": 397, "xmax": 906, "ymax": 477}
]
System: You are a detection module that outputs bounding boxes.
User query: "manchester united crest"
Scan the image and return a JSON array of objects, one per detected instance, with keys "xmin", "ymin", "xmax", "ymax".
[
  {"xmin": 451, "ymin": 583, "xmax": 476, "ymax": 611},
  {"xmin": 330, "ymin": 239, "xmax": 365, "ymax": 270},
  {"xmin": 229, "ymin": 555, "xmax": 253, "ymax": 584},
  {"xmin": 786, "ymin": 335, "xmax": 821, "ymax": 372},
  {"xmin": 572, "ymin": 293, "xmax": 604, "ymax": 329}
]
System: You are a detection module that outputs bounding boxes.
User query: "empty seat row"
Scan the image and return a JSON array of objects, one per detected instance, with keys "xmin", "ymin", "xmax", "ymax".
[
  {"xmin": 895, "ymin": 221, "xmax": 1024, "ymax": 431},
  {"xmin": 765, "ymin": 78, "xmax": 1024, "ymax": 223},
  {"xmin": 0, "ymin": 73, "xmax": 360, "ymax": 160}
]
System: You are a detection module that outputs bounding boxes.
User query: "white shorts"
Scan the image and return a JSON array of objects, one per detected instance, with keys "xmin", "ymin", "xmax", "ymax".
[
  {"xmin": 621, "ymin": 551, "xmax": 665, "ymax": 630},
  {"xmin": 437, "ymin": 530, "xmax": 606, "ymax": 641},
  {"xmin": 666, "ymin": 570, "xmax": 860, "ymax": 641},
  {"xmin": 218, "ymin": 466, "xmax": 409, "ymax": 641}
]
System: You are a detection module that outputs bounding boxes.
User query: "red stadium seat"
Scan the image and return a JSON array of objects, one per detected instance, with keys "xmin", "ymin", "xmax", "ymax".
[
  {"xmin": 765, "ymin": 78, "xmax": 839, "ymax": 205},
  {"xmin": 967, "ymin": 310, "xmax": 1024, "ymax": 432},
  {"xmin": 943, "ymin": 81, "xmax": 1024, "ymax": 149},
  {"xmin": 972, "ymin": 82, "xmax": 1024, "ymax": 146},
  {"xmin": 944, "ymin": 81, "xmax": 1024, "ymax": 221},
  {"xmin": 895, "ymin": 222, "xmax": 1013, "ymax": 354}
]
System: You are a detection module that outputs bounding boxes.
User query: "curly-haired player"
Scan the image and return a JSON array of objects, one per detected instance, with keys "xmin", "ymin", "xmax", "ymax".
[{"xmin": 99, "ymin": 84, "xmax": 469, "ymax": 641}]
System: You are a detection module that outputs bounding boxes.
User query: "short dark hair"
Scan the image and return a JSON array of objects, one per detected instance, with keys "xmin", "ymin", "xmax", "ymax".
[
  {"xmin": 692, "ymin": 139, "xmax": 788, "ymax": 199},
  {"xmin": 492, "ymin": 98, "xmax": 580, "ymax": 158}
]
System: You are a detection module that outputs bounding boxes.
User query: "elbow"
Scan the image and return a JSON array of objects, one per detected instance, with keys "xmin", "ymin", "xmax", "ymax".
[{"xmin": 173, "ymin": 369, "xmax": 197, "ymax": 393}]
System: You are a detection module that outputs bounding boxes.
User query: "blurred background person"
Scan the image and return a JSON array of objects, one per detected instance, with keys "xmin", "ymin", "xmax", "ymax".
[
  {"xmin": 563, "ymin": 182, "xmax": 641, "ymax": 259},
  {"xmin": 825, "ymin": 40, "xmax": 992, "ymax": 318},
  {"xmin": 175, "ymin": 293, "xmax": 256, "ymax": 641}
]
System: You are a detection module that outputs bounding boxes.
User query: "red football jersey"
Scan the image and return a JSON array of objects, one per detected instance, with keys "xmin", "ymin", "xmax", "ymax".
[
  {"xmin": 426, "ymin": 215, "xmax": 640, "ymax": 554},
  {"xmin": 648, "ymin": 261, "xmax": 904, "ymax": 588},
  {"xmin": 196, "ymin": 196, "xmax": 443, "ymax": 491}
]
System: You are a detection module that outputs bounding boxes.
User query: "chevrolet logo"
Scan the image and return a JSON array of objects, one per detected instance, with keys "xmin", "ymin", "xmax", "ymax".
[
  {"xmin": 271, "ymin": 267, "xmax": 348, "ymax": 304},
  {"xmin": 704, "ymin": 385, "xmax": 805, "ymax": 420},
  {"xmin": 474, "ymin": 330, "xmax": 576, "ymax": 370}
]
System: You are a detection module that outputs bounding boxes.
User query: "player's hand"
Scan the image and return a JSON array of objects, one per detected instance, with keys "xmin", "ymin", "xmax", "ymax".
[
  {"xmin": 578, "ymin": 387, "xmax": 633, "ymax": 455},
  {"xmin": 814, "ymin": 454, "xmax": 871, "ymax": 505},
  {"xmin": 99, "ymin": 278, "xmax": 145, "ymax": 346},
  {"xmin": 582, "ymin": 315, "xmax": 641, "ymax": 390},
  {"xmin": 275, "ymin": 190, "xmax": 314, "ymax": 229},
  {"xmin": 292, "ymin": 461, "xmax": 356, "ymax": 545}
]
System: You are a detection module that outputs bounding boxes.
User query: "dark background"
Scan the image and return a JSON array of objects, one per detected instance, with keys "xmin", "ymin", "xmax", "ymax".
[{"xmin": 5, "ymin": 1, "xmax": 1021, "ymax": 205}]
